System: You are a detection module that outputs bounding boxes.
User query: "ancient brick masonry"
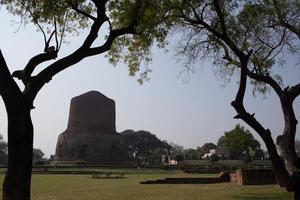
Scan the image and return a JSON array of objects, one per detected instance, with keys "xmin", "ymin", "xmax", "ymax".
[{"xmin": 54, "ymin": 91, "xmax": 128, "ymax": 164}]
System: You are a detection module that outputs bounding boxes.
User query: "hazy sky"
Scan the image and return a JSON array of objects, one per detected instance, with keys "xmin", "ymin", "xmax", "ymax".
[{"xmin": 0, "ymin": 9, "xmax": 299, "ymax": 157}]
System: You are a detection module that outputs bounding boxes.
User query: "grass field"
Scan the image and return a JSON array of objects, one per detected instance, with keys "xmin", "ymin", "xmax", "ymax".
[{"xmin": 0, "ymin": 172, "xmax": 293, "ymax": 200}]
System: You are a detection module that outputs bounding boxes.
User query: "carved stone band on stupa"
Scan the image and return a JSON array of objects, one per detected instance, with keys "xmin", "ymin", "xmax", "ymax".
[{"xmin": 54, "ymin": 91, "xmax": 128, "ymax": 164}]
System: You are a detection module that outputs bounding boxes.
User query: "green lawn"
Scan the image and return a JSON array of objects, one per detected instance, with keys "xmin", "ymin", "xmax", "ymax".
[{"xmin": 0, "ymin": 173, "xmax": 292, "ymax": 200}]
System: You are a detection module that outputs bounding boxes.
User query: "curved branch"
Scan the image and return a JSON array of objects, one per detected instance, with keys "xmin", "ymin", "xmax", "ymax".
[
  {"xmin": 87, "ymin": 25, "xmax": 137, "ymax": 56},
  {"xmin": 247, "ymin": 71, "xmax": 283, "ymax": 97},
  {"xmin": 69, "ymin": 2, "xmax": 97, "ymax": 21},
  {"xmin": 12, "ymin": 51, "xmax": 58, "ymax": 85}
]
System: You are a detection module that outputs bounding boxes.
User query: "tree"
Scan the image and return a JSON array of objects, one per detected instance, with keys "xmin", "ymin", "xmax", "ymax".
[
  {"xmin": 184, "ymin": 148, "xmax": 199, "ymax": 160},
  {"xmin": 0, "ymin": 1, "xmax": 151, "ymax": 199},
  {"xmin": 120, "ymin": 130, "xmax": 171, "ymax": 165},
  {"xmin": 110, "ymin": 0, "xmax": 300, "ymax": 188},
  {"xmin": 149, "ymin": 147, "xmax": 168, "ymax": 165},
  {"xmin": 195, "ymin": 146, "xmax": 205, "ymax": 159},
  {"xmin": 32, "ymin": 148, "xmax": 44, "ymax": 162},
  {"xmin": 169, "ymin": 143, "xmax": 185, "ymax": 160},
  {"xmin": 174, "ymin": 154, "xmax": 184, "ymax": 162},
  {"xmin": 217, "ymin": 125, "xmax": 263, "ymax": 162}
]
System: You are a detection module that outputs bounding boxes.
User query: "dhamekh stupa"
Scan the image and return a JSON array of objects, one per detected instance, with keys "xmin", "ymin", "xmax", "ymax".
[{"xmin": 54, "ymin": 91, "xmax": 128, "ymax": 164}]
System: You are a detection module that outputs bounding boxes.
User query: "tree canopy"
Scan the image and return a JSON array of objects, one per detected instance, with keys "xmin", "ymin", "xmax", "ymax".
[
  {"xmin": 109, "ymin": 0, "xmax": 299, "ymax": 187},
  {"xmin": 32, "ymin": 148, "xmax": 45, "ymax": 161},
  {"xmin": 120, "ymin": 129, "xmax": 171, "ymax": 164},
  {"xmin": 217, "ymin": 124, "xmax": 264, "ymax": 161},
  {"xmin": 108, "ymin": 0, "xmax": 299, "ymax": 85}
]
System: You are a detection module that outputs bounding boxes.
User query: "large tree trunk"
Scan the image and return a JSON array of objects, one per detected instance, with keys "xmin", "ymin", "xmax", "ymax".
[
  {"xmin": 277, "ymin": 94, "xmax": 299, "ymax": 173},
  {"xmin": 262, "ymin": 132, "xmax": 290, "ymax": 187},
  {"xmin": 2, "ymin": 101, "xmax": 33, "ymax": 200}
]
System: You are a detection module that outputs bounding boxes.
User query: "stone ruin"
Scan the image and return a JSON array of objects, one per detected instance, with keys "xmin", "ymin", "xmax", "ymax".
[{"xmin": 54, "ymin": 91, "xmax": 128, "ymax": 164}]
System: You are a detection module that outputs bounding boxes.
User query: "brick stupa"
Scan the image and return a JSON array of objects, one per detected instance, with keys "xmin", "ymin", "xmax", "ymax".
[{"xmin": 54, "ymin": 91, "xmax": 128, "ymax": 164}]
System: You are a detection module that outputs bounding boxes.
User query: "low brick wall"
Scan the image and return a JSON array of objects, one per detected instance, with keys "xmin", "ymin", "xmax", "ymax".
[
  {"xmin": 140, "ymin": 177, "xmax": 225, "ymax": 184},
  {"xmin": 140, "ymin": 169, "xmax": 276, "ymax": 185},
  {"xmin": 140, "ymin": 171, "xmax": 232, "ymax": 184},
  {"xmin": 236, "ymin": 168, "xmax": 276, "ymax": 185}
]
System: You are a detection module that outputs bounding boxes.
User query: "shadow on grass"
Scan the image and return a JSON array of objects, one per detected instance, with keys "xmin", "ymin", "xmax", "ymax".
[{"xmin": 232, "ymin": 193, "xmax": 291, "ymax": 200}]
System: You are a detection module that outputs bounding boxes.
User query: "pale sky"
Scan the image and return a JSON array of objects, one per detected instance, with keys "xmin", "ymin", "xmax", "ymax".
[{"xmin": 0, "ymin": 9, "xmax": 299, "ymax": 157}]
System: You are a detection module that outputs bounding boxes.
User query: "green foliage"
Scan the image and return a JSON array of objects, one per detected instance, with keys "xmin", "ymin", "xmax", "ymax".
[
  {"xmin": 108, "ymin": 0, "xmax": 299, "ymax": 91},
  {"xmin": 107, "ymin": 0, "xmax": 181, "ymax": 82},
  {"xmin": 149, "ymin": 147, "xmax": 168, "ymax": 165},
  {"xmin": 0, "ymin": 0, "xmax": 180, "ymax": 82},
  {"xmin": 0, "ymin": 0, "xmax": 92, "ymax": 41},
  {"xmin": 169, "ymin": 143, "xmax": 184, "ymax": 160},
  {"xmin": 120, "ymin": 130, "xmax": 171, "ymax": 165},
  {"xmin": 33, "ymin": 148, "xmax": 45, "ymax": 161},
  {"xmin": 174, "ymin": 154, "xmax": 184, "ymax": 162},
  {"xmin": 209, "ymin": 153, "xmax": 219, "ymax": 163},
  {"xmin": 217, "ymin": 124, "xmax": 263, "ymax": 161},
  {"xmin": 1, "ymin": 0, "xmax": 299, "ymax": 87},
  {"xmin": 183, "ymin": 148, "xmax": 199, "ymax": 160}
]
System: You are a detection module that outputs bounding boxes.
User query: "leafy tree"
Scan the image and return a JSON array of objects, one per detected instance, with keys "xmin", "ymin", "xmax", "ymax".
[
  {"xmin": 149, "ymin": 147, "xmax": 168, "ymax": 165},
  {"xmin": 217, "ymin": 125, "xmax": 263, "ymax": 161},
  {"xmin": 184, "ymin": 148, "xmax": 199, "ymax": 160},
  {"xmin": 120, "ymin": 130, "xmax": 171, "ymax": 165},
  {"xmin": 254, "ymin": 149, "xmax": 265, "ymax": 160},
  {"xmin": 195, "ymin": 146, "xmax": 205, "ymax": 159},
  {"xmin": 110, "ymin": 0, "xmax": 300, "ymax": 187},
  {"xmin": 32, "ymin": 148, "xmax": 44, "ymax": 162},
  {"xmin": 169, "ymin": 143, "xmax": 185, "ymax": 160},
  {"xmin": 0, "ymin": 0, "xmax": 151, "ymax": 198},
  {"xmin": 174, "ymin": 154, "xmax": 184, "ymax": 162}
]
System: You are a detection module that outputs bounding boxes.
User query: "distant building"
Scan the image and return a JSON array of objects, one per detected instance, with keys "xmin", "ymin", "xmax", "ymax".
[
  {"xmin": 169, "ymin": 160, "xmax": 178, "ymax": 165},
  {"xmin": 201, "ymin": 149, "xmax": 216, "ymax": 159},
  {"xmin": 54, "ymin": 91, "xmax": 128, "ymax": 165}
]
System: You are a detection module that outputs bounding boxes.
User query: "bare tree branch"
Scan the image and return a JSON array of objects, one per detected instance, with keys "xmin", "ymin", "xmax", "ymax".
[
  {"xmin": 213, "ymin": 0, "xmax": 227, "ymax": 36},
  {"xmin": 68, "ymin": 1, "xmax": 97, "ymax": 21},
  {"xmin": 54, "ymin": 15, "xmax": 59, "ymax": 51},
  {"xmin": 44, "ymin": 30, "xmax": 56, "ymax": 53},
  {"xmin": 247, "ymin": 71, "xmax": 283, "ymax": 97},
  {"xmin": 87, "ymin": 26, "xmax": 137, "ymax": 56},
  {"xmin": 272, "ymin": 0, "xmax": 300, "ymax": 39},
  {"xmin": 12, "ymin": 51, "xmax": 58, "ymax": 85}
]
